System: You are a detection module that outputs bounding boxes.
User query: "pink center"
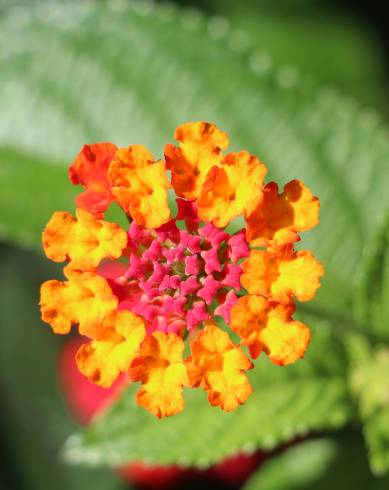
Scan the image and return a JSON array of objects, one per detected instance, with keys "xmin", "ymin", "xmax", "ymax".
[{"xmin": 99, "ymin": 200, "xmax": 249, "ymax": 335}]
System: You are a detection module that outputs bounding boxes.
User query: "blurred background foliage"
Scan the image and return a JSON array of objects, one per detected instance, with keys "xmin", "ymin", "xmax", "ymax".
[{"xmin": 0, "ymin": 0, "xmax": 389, "ymax": 489}]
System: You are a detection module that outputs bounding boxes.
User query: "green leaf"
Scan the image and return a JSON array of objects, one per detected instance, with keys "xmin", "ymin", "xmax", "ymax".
[
  {"xmin": 63, "ymin": 320, "xmax": 352, "ymax": 467},
  {"xmin": 0, "ymin": 245, "xmax": 127, "ymax": 490},
  {"xmin": 348, "ymin": 336, "xmax": 389, "ymax": 476},
  {"xmin": 243, "ymin": 433, "xmax": 384, "ymax": 490},
  {"xmin": 1, "ymin": 0, "xmax": 388, "ymax": 471}
]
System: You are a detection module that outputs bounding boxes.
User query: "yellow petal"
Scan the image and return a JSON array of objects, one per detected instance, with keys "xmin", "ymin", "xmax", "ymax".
[
  {"xmin": 275, "ymin": 250, "xmax": 324, "ymax": 303},
  {"xmin": 76, "ymin": 310, "xmax": 145, "ymax": 387},
  {"xmin": 246, "ymin": 180, "xmax": 319, "ymax": 247},
  {"xmin": 260, "ymin": 306, "xmax": 310, "ymax": 365},
  {"xmin": 186, "ymin": 323, "xmax": 253, "ymax": 412},
  {"xmin": 42, "ymin": 209, "xmax": 127, "ymax": 270},
  {"xmin": 240, "ymin": 249, "xmax": 279, "ymax": 298},
  {"xmin": 129, "ymin": 332, "xmax": 188, "ymax": 418},
  {"xmin": 165, "ymin": 121, "xmax": 228, "ymax": 200},
  {"xmin": 230, "ymin": 295, "xmax": 310, "ymax": 364},
  {"xmin": 229, "ymin": 294, "xmax": 271, "ymax": 359},
  {"xmin": 241, "ymin": 248, "xmax": 324, "ymax": 304},
  {"xmin": 197, "ymin": 151, "xmax": 267, "ymax": 227},
  {"xmin": 109, "ymin": 145, "xmax": 171, "ymax": 228},
  {"xmin": 40, "ymin": 269, "xmax": 117, "ymax": 336}
]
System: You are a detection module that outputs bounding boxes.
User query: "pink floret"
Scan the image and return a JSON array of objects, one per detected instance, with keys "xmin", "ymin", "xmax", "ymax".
[
  {"xmin": 228, "ymin": 230, "xmax": 250, "ymax": 262},
  {"xmin": 187, "ymin": 301, "xmax": 209, "ymax": 329},
  {"xmin": 197, "ymin": 276, "xmax": 220, "ymax": 305},
  {"xmin": 214, "ymin": 290, "xmax": 239, "ymax": 323},
  {"xmin": 201, "ymin": 248, "xmax": 222, "ymax": 274}
]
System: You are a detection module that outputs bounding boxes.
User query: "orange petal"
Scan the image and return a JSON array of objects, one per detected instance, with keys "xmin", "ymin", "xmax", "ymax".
[
  {"xmin": 259, "ymin": 304, "xmax": 311, "ymax": 366},
  {"xmin": 197, "ymin": 151, "xmax": 267, "ymax": 227},
  {"xmin": 186, "ymin": 323, "xmax": 253, "ymax": 412},
  {"xmin": 40, "ymin": 269, "xmax": 117, "ymax": 336},
  {"xmin": 246, "ymin": 180, "xmax": 319, "ymax": 247},
  {"xmin": 230, "ymin": 295, "xmax": 310, "ymax": 364},
  {"xmin": 241, "ymin": 248, "xmax": 324, "ymax": 304},
  {"xmin": 240, "ymin": 250, "xmax": 279, "ymax": 298},
  {"xmin": 42, "ymin": 209, "xmax": 127, "ymax": 270},
  {"xmin": 76, "ymin": 310, "xmax": 145, "ymax": 388},
  {"xmin": 129, "ymin": 332, "xmax": 188, "ymax": 418},
  {"xmin": 229, "ymin": 295, "xmax": 272, "ymax": 359},
  {"xmin": 164, "ymin": 121, "xmax": 228, "ymax": 200},
  {"xmin": 108, "ymin": 145, "xmax": 171, "ymax": 229},
  {"xmin": 69, "ymin": 143, "xmax": 117, "ymax": 214}
]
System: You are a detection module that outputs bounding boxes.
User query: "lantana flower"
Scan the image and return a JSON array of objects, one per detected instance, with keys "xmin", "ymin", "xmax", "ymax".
[{"xmin": 40, "ymin": 121, "xmax": 324, "ymax": 418}]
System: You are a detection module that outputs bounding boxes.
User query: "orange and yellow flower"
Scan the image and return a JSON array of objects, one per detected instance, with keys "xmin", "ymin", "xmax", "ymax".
[
  {"xmin": 246, "ymin": 180, "xmax": 319, "ymax": 247},
  {"xmin": 129, "ymin": 332, "xmax": 188, "ymax": 418},
  {"xmin": 40, "ymin": 121, "xmax": 323, "ymax": 418},
  {"xmin": 197, "ymin": 151, "xmax": 267, "ymax": 227},
  {"xmin": 165, "ymin": 121, "xmax": 228, "ymax": 201},
  {"xmin": 240, "ymin": 246, "xmax": 324, "ymax": 304},
  {"xmin": 108, "ymin": 145, "xmax": 171, "ymax": 229},
  {"xmin": 69, "ymin": 142, "xmax": 117, "ymax": 214},
  {"xmin": 77, "ymin": 310, "xmax": 146, "ymax": 388},
  {"xmin": 40, "ymin": 268, "xmax": 118, "ymax": 336},
  {"xmin": 229, "ymin": 295, "xmax": 310, "ymax": 365},
  {"xmin": 186, "ymin": 323, "xmax": 253, "ymax": 411},
  {"xmin": 42, "ymin": 208, "xmax": 127, "ymax": 270}
]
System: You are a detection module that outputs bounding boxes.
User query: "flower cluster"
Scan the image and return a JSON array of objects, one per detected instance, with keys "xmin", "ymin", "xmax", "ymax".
[{"xmin": 40, "ymin": 122, "xmax": 324, "ymax": 418}]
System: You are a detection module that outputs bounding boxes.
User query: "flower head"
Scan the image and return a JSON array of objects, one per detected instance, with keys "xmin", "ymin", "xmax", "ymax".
[{"xmin": 40, "ymin": 121, "xmax": 323, "ymax": 417}]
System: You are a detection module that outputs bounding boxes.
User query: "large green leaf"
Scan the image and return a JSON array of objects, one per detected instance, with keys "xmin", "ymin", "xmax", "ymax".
[
  {"xmin": 63, "ymin": 318, "xmax": 352, "ymax": 467},
  {"xmin": 1, "ymin": 0, "xmax": 388, "ymax": 471}
]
